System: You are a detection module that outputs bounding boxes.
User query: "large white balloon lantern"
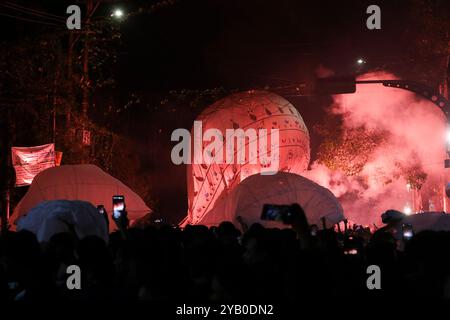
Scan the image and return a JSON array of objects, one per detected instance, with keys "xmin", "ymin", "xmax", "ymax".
[{"xmin": 183, "ymin": 90, "xmax": 311, "ymax": 226}]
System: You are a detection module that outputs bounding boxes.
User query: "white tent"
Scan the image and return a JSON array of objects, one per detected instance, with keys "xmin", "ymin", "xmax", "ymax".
[
  {"xmin": 17, "ymin": 200, "xmax": 109, "ymax": 243},
  {"xmin": 184, "ymin": 91, "xmax": 311, "ymax": 225},
  {"xmin": 196, "ymin": 172, "xmax": 345, "ymax": 228},
  {"xmin": 10, "ymin": 164, "xmax": 151, "ymax": 228}
]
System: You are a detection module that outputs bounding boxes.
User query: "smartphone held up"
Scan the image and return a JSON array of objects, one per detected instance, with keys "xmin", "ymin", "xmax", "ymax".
[
  {"xmin": 112, "ymin": 195, "xmax": 125, "ymax": 220},
  {"xmin": 402, "ymin": 223, "xmax": 414, "ymax": 241},
  {"xmin": 261, "ymin": 204, "xmax": 295, "ymax": 224},
  {"xmin": 97, "ymin": 205, "xmax": 105, "ymax": 215}
]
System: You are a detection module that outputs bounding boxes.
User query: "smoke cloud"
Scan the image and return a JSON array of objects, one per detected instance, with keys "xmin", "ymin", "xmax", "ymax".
[{"xmin": 305, "ymin": 71, "xmax": 447, "ymax": 226}]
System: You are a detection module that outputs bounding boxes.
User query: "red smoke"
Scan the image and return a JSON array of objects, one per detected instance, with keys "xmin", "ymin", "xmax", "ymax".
[{"xmin": 305, "ymin": 72, "xmax": 448, "ymax": 226}]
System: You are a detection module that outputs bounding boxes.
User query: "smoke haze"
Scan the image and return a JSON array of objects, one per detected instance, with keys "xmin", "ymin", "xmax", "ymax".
[{"xmin": 305, "ymin": 72, "xmax": 447, "ymax": 226}]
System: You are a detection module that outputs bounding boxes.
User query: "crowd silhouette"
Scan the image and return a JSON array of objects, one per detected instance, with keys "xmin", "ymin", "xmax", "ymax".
[{"xmin": 1, "ymin": 204, "xmax": 450, "ymax": 302}]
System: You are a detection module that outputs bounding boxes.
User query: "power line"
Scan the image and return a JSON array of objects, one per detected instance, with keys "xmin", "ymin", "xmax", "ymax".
[
  {"xmin": 5, "ymin": 1, "xmax": 65, "ymax": 20},
  {"xmin": 0, "ymin": 3, "xmax": 65, "ymax": 23},
  {"xmin": 0, "ymin": 11, "xmax": 60, "ymax": 26}
]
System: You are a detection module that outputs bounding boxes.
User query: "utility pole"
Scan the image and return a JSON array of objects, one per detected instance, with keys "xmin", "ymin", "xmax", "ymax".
[
  {"xmin": 81, "ymin": 0, "xmax": 93, "ymax": 120},
  {"xmin": 67, "ymin": 0, "xmax": 99, "ymax": 163},
  {"xmin": 52, "ymin": 69, "xmax": 59, "ymax": 145},
  {"xmin": 68, "ymin": 32, "xmax": 74, "ymax": 80}
]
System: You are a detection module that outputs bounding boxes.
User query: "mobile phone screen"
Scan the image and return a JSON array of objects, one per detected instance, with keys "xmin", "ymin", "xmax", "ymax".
[
  {"xmin": 97, "ymin": 205, "xmax": 105, "ymax": 214},
  {"xmin": 343, "ymin": 236, "xmax": 359, "ymax": 255},
  {"xmin": 402, "ymin": 223, "xmax": 413, "ymax": 240},
  {"xmin": 112, "ymin": 195, "xmax": 125, "ymax": 219},
  {"xmin": 310, "ymin": 225, "xmax": 318, "ymax": 236},
  {"xmin": 344, "ymin": 248, "xmax": 358, "ymax": 255},
  {"xmin": 261, "ymin": 204, "xmax": 292, "ymax": 222}
]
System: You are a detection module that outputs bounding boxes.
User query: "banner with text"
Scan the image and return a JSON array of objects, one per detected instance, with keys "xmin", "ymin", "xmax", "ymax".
[{"xmin": 12, "ymin": 143, "xmax": 55, "ymax": 186}]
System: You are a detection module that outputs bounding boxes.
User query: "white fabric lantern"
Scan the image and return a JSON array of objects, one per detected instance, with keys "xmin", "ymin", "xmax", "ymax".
[
  {"xmin": 198, "ymin": 172, "xmax": 345, "ymax": 228},
  {"xmin": 184, "ymin": 90, "xmax": 311, "ymax": 225}
]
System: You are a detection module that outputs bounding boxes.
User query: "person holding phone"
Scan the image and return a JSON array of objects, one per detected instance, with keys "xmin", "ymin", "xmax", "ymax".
[
  {"xmin": 402, "ymin": 223, "xmax": 414, "ymax": 241},
  {"xmin": 97, "ymin": 205, "xmax": 109, "ymax": 231},
  {"xmin": 112, "ymin": 195, "xmax": 129, "ymax": 238},
  {"xmin": 260, "ymin": 203, "xmax": 312, "ymax": 249}
]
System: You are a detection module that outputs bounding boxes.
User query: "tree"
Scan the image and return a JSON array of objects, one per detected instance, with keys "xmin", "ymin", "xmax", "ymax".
[
  {"xmin": 314, "ymin": 115, "xmax": 428, "ymax": 190},
  {"xmin": 314, "ymin": 115, "xmax": 387, "ymax": 176}
]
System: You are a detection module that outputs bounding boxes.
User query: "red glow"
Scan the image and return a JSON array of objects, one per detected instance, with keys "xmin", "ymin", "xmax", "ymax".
[{"xmin": 305, "ymin": 72, "xmax": 447, "ymax": 226}]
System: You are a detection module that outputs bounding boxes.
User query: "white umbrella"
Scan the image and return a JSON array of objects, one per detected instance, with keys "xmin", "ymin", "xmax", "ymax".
[{"xmin": 17, "ymin": 200, "xmax": 109, "ymax": 243}]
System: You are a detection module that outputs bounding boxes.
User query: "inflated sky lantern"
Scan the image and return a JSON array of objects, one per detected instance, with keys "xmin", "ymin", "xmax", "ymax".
[
  {"xmin": 182, "ymin": 90, "xmax": 311, "ymax": 226},
  {"xmin": 200, "ymin": 172, "xmax": 345, "ymax": 228}
]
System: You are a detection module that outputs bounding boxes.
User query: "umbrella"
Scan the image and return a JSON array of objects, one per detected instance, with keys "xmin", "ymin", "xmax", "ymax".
[{"xmin": 17, "ymin": 200, "xmax": 109, "ymax": 243}]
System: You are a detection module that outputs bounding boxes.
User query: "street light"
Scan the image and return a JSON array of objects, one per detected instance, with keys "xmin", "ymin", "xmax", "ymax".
[
  {"xmin": 446, "ymin": 127, "xmax": 450, "ymax": 144},
  {"xmin": 111, "ymin": 8, "xmax": 124, "ymax": 19},
  {"xmin": 357, "ymin": 58, "xmax": 366, "ymax": 65},
  {"xmin": 403, "ymin": 205, "xmax": 412, "ymax": 215},
  {"xmin": 446, "ymin": 126, "xmax": 450, "ymax": 160}
]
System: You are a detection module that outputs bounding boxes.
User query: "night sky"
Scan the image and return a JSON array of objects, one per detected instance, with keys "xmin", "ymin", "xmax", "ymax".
[{"xmin": 1, "ymin": 1, "xmax": 427, "ymax": 90}]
